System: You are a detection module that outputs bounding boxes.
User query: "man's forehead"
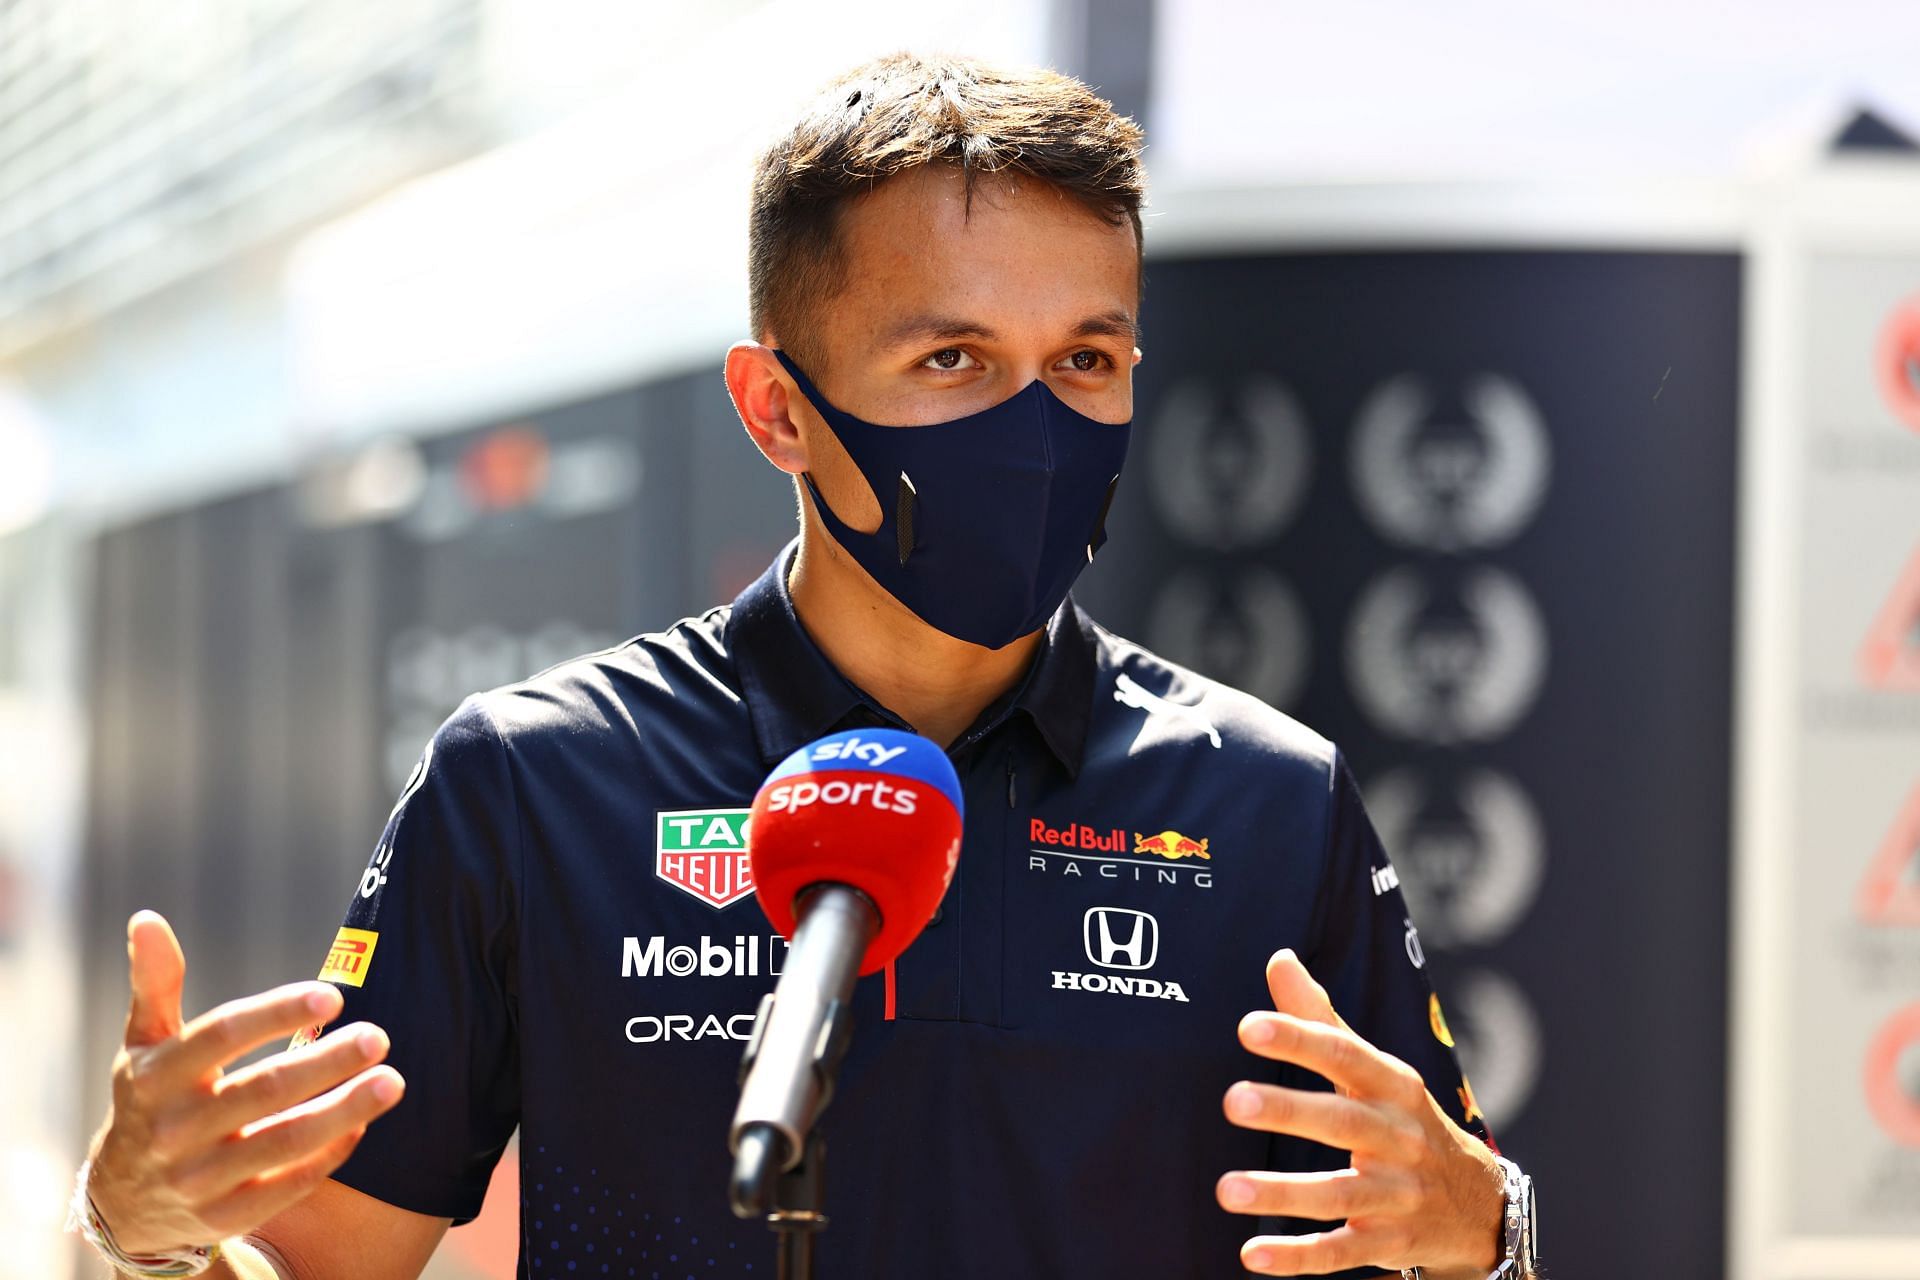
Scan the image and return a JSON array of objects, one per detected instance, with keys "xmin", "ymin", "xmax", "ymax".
[
  {"xmin": 833, "ymin": 167, "xmax": 1140, "ymax": 348},
  {"xmin": 858, "ymin": 169, "xmax": 1128, "ymax": 253}
]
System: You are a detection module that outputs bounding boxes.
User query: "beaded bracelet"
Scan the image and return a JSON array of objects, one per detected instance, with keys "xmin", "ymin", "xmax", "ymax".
[{"xmin": 67, "ymin": 1159, "xmax": 223, "ymax": 1278}]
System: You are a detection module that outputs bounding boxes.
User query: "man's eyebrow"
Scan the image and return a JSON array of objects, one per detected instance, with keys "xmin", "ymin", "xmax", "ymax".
[
  {"xmin": 875, "ymin": 310, "xmax": 1141, "ymax": 350},
  {"xmin": 876, "ymin": 315, "xmax": 999, "ymax": 350},
  {"xmin": 1067, "ymin": 310, "xmax": 1142, "ymax": 344}
]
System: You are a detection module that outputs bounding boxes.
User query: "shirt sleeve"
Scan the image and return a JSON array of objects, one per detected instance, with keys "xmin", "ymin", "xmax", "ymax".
[
  {"xmin": 1259, "ymin": 748, "xmax": 1495, "ymax": 1266},
  {"xmin": 294, "ymin": 695, "xmax": 522, "ymax": 1224}
]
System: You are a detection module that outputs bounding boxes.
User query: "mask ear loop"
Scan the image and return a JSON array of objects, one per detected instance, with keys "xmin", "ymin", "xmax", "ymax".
[
  {"xmin": 896, "ymin": 472, "xmax": 918, "ymax": 565},
  {"xmin": 1085, "ymin": 475, "xmax": 1120, "ymax": 563}
]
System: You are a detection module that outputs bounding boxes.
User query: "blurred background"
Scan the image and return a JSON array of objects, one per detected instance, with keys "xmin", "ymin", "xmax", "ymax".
[{"xmin": 3, "ymin": 1, "xmax": 1919, "ymax": 1276}]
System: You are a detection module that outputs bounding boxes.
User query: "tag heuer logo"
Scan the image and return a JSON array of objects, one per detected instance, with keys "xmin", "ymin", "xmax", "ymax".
[{"xmin": 656, "ymin": 808, "xmax": 754, "ymax": 909}]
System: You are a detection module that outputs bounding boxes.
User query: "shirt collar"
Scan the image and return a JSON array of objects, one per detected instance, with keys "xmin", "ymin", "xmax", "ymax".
[{"xmin": 726, "ymin": 540, "xmax": 1098, "ymax": 777}]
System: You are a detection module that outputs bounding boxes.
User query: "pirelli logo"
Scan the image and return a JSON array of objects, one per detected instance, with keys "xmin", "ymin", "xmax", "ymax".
[{"xmin": 318, "ymin": 927, "xmax": 379, "ymax": 987}]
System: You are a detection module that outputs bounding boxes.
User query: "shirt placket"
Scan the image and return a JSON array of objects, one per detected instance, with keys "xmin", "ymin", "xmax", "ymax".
[
  {"xmin": 883, "ymin": 748, "xmax": 966, "ymax": 1022},
  {"xmin": 882, "ymin": 727, "xmax": 1023, "ymax": 1025},
  {"xmin": 954, "ymin": 733, "xmax": 1011, "ymax": 1027}
]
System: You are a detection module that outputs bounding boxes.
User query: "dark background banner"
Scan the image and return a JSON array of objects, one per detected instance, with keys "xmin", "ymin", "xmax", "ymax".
[
  {"xmin": 83, "ymin": 250, "xmax": 1740, "ymax": 1277},
  {"xmin": 1076, "ymin": 250, "xmax": 1742, "ymax": 1278}
]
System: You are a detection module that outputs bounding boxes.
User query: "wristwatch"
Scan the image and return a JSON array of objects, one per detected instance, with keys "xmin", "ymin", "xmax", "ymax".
[{"xmin": 1401, "ymin": 1155, "xmax": 1539, "ymax": 1280}]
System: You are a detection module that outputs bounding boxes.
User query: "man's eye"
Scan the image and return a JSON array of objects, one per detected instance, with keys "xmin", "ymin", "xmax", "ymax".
[
  {"xmin": 1065, "ymin": 349, "xmax": 1113, "ymax": 372},
  {"xmin": 922, "ymin": 348, "xmax": 976, "ymax": 371}
]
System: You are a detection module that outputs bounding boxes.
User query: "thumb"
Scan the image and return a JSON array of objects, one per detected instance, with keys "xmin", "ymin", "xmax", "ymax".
[
  {"xmin": 125, "ymin": 910, "xmax": 186, "ymax": 1047},
  {"xmin": 1265, "ymin": 948, "xmax": 1348, "ymax": 1032}
]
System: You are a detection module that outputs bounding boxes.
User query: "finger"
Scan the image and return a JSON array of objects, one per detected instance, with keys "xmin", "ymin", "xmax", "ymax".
[
  {"xmin": 160, "ymin": 1023, "xmax": 390, "ymax": 1152},
  {"xmin": 1216, "ymin": 1167, "xmax": 1408, "ymax": 1220},
  {"xmin": 192, "ymin": 1126, "xmax": 370, "ymax": 1239},
  {"xmin": 1240, "ymin": 1227, "xmax": 1372, "ymax": 1276},
  {"xmin": 1222, "ymin": 1080, "xmax": 1392, "ymax": 1152},
  {"xmin": 125, "ymin": 911, "xmax": 186, "ymax": 1047},
  {"xmin": 151, "ymin": 984, "xmax": 345, "ymax": 1088},
  {"xmin": 1239, "ymin": 1011, "xmax": 1419, "ymax": 1102},
  {"xmin": 172, "ymin": 1066, "xmax": 403, "ymax": 1203},
  {"xmin": 1265, "ymin": 949, "xmax": 1347, "ymax": 1031}
]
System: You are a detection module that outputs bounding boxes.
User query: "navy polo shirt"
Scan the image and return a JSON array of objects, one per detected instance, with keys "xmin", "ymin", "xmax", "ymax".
[{"xmin": 313, "ymin": 542, "xmax": 1490, "ymax": 1278}]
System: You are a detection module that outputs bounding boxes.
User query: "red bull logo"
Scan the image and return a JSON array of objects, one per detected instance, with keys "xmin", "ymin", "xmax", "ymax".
[
  {"xmin": 1029, "ymin": 819, "xmax": 1128, "ymax": 853},
  {"xmin": 1133, "ymin": 830, "xmax": 1210, "ymax": 861}
]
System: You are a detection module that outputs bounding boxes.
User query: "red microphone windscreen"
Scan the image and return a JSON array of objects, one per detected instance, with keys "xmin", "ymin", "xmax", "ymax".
[{"xmin": 748, "ymin": 729, "xmax": 964, "ymax": 974}]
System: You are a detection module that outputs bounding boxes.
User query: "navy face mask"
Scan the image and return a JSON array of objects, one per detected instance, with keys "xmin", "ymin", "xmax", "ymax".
[{"xmin": 774, "ymin": 348, "xmax": 1131, "ymax": 650}]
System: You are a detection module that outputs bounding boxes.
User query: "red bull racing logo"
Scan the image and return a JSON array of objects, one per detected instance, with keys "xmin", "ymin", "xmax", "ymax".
[{"xmin": 1027, "ymin": 818, "xmax": 1215, "ymax": 889}]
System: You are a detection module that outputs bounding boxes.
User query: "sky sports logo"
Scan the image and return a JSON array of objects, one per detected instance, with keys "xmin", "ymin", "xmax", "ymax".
[
  {"xmin": 621, "ymin": 934, "xmax": 788, "ymax": 979},
  {"xmin": 762, "ymin": 777, "xmax": 920, "ymax": 815}
]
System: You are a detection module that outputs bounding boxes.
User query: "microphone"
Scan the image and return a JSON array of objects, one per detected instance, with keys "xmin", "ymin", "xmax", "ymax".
[{"xmin": 728, "ymin": 728, "xmax": 963, "ymax": 1212}]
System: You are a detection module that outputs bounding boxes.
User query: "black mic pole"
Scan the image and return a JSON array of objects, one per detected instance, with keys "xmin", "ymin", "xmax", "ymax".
[{"xmin": 730, "ymin": 885, "xmax": 879, "ymax": 1279}]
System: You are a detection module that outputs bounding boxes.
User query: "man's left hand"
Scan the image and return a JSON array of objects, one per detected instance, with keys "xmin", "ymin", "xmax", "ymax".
[{"xmin": 1216, "ymin": 949, "xmax": 1504, "ymax": 1279}]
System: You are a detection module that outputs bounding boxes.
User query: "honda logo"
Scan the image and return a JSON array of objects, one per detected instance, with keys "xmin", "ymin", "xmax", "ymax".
[{"xmin": 1083, "ymin": 907, "xmax": 1159, "ymax": 971}]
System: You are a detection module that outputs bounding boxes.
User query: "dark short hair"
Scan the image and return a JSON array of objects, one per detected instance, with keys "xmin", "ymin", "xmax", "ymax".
[{"xmin": 748, "ymin": 51, "xmax": 1147, "ymax": 375}]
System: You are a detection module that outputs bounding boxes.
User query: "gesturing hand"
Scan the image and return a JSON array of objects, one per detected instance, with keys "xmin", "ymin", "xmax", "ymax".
[
  {"xmin": 1216, "ymin": 950, "xmax": 1503, "ymax": 1279},
  {"xmin": 85, "ymin": 910, "xmax": 406, "ymax": 1256}
]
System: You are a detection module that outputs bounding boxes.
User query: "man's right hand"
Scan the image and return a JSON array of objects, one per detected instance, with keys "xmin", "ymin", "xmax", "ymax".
[{"xmin": 86, "ymin": 910, "xmax": 406, "ymax": 1258}]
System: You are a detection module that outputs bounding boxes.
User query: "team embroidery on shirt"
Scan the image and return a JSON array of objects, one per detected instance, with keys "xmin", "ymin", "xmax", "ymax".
[
  {"xmin": 615, "ymin": 929, "xmax": 789, "ymax": 1047},
  {"xmin": 1027, "ymin": 818, "xmax": 1216, "ymax": 889},
  {"xmin": 1050, "ymin": 906, "xmax": 1190, "ymax": 1002},
  {"xmin": 354, "ymin": 740, "xmax": 433, "ymax": 913},
  {"xmin": 319, "ymin": 927, "xmax": 379, "ymax": 987},
  {"xmin": 654, "ymin": 807, "xmax": 756, "ymax": 908},
  {"xmin": 1112, "ymin": 672, "xmax": 1222, "ymax": 749},
  {"xmin": 290, "ymin": 926, "xmax": 381, "ymax": 1048}
]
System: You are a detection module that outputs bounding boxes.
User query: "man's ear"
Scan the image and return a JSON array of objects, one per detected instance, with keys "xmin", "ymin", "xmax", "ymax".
[{"xmin": 724, "ymin": 341, "xmax": 809, "ymax": 476}]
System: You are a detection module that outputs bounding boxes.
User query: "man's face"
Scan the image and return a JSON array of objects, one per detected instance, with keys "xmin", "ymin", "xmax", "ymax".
[{"xmin": 784, "ymin": 164, "xmax": 1141, "ymax": 532}]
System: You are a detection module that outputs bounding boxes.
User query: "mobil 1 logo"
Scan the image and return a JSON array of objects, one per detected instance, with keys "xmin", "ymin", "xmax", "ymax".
[{"xmin": 620, "ymin": 933, "xmax": 789, "ymax": 979}]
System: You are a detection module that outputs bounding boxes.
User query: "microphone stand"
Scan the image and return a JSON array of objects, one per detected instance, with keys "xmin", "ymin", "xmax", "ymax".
[
  {"xmin": 732, "ymin": 1125, "xmax": 828, "ymax": 1279},
  {"xmin": 729, "ymin": 886, "xmax": 876, "ymax": 1279}
]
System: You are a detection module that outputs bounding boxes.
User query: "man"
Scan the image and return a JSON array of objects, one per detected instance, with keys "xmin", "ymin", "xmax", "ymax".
[{"xmin": 77, "ymin": 53, "xmax": 1537, "ymax": 1279}]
